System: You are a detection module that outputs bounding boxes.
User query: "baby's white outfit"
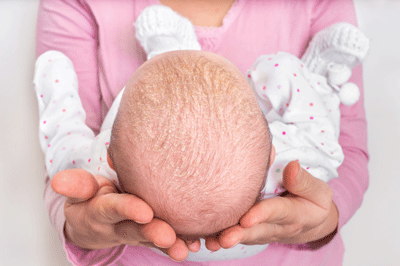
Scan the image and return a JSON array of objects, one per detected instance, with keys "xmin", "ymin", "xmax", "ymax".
[
  {"xmin": 34, "ymin": 51, "xmax": 119, "ymax": 187},
  {"xmin": 249, "ymin": 52, "xmax": 344, "ymax": 197}
]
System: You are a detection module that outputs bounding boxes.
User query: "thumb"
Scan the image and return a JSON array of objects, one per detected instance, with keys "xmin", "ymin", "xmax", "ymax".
[
  {"xmin": 282, "ymin": 161, "xmax": 332, "ymax": 209},
  {"xmin": 52, "ymin": 169, "xmax": 99, "ymax": 204}
]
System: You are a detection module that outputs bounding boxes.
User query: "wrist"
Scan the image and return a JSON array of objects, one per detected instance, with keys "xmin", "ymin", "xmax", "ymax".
[
  {"xmin": 63, "ymin": 221, "xmax": 91, "ymax": 249},
  {"xmin": 64, "ymin": 222, "xmax": 79, "ymax": 247},
  {"xmin": 307, "ymin": 201, "xmax": 339, "ymax": 249}
]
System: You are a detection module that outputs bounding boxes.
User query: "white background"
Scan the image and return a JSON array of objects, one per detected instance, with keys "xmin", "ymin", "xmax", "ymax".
[{"xmin": 0, "ymin": 1, "xmax": 399, "ymax": 265}]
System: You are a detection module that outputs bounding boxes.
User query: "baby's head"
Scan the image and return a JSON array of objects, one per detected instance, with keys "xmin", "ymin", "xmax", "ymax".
[{"xmin": 108, "ymin": 51, "xmax": 273, "ymax": 238}]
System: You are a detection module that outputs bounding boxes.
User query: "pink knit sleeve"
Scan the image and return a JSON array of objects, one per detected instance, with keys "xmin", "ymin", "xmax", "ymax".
[
  {"xmin": 309, "ymin": 0, "xmax": 369, "ymax": 232},
  {"xmin": 37, "ymin": 1, "xmax": 126, "ymax": 265}
]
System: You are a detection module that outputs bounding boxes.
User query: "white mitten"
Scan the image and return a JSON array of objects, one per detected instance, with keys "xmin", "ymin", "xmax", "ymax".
[
  {"xmin": 301, "ymin": 22, "xmax": 369, "ymax": 76},
  {"xmin": 135, "ymin": 5, "xmax": 201, "ymax": 60}
]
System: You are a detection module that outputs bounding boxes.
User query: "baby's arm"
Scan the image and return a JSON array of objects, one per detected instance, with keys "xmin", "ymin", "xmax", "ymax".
[
  {"xmin": 34, "ymin": 51, "xmax": 102, "ymax": 179},
  {"xmin": 248, "ymin": 52, "xmax": 344, "ymax": 196}
]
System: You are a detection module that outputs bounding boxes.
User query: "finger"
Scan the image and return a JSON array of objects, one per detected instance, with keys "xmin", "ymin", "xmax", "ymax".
[
  {"xmin": 217, "ymin": 225, "xmax": 243, "ymax": 249},
  {"xmin": 185, "ymin": 239, "xmax": 201, "ymax": 253},
  {"xmin": 91, "ymin": 193, "xmax": 154, "ymax": 224},
  {"xmin": 165, "ymin": 238, "xmax": 189, "ymax": 262},
  {"xmin": 52, "ymin": 169, "xmax": 99, "ymax": 204},
  {"xmin": 240, "ymin": 196, "xmax": 295, "ymax": 228},
  {"xmin": 237, "ymin": 223, "xmax": 284, "ymax": 245},
  {"xmin": 204, "ymin": 236, "xmax": 221, "ymax": 251},
  {"xmin": 93, "ymin": 174, "xmax": 118, "ymax": 191},
  {"xmin": 115, "ymin": 218, "xmax": 176, "ymax": 248},
  {"xmin": 142, "ymin": 238, "xmax": 191, "ymax": 261},
  {"xmin": 283, "ymin": 161, "xmax": 332, "ymax": 209},
  {"xmin": 218, "ymin": 224, "xmax": 267, "ymax": 246},
  {"xmin": 140, "ymin": 218, "xmax": 177, "ymax": 248}
]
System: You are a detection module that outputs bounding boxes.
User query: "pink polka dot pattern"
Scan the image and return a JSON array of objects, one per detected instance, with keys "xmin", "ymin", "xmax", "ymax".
[{"xmin": 237, "ymin": 52, "xmax": 342, "ymax": 200}]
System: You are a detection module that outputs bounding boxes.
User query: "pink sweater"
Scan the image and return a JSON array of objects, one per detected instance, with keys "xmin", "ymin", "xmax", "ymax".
[{"xmin": 36, "ymin": 0, "xmax": 369, "ymax": 265}]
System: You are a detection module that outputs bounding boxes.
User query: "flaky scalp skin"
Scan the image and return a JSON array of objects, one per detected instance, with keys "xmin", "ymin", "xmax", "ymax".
[{"xmin": 109, "ymin": 51, "xmax": 271, "ymax": 237}]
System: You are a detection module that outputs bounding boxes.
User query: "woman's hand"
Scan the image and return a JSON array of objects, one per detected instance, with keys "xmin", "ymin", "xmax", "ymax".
[
  {"xmin": 51, "ymin": 169, "xmax": 193, "ymax": 261},
  {"xmin": 205, "ymin": 161, "xmax": 339, "ymax": 250}
]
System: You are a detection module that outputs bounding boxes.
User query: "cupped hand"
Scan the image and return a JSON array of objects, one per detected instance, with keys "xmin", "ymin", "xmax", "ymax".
[
  {"xmin": 51, "ymin": 169, "xmax": 195, "ymax": 261},
  {"xmin": 205, "ymin": 161, "xmax": 339, "ymax": 251}
]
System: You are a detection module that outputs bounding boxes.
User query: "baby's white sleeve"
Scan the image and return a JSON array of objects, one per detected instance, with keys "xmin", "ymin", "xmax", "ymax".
[
  {"xmin": 34, "ymin": 51, "xmax": 97, "ymax": 178},
  {"xmin": 248, "ymin": 52, "xmax": 344, "ymax": 197}
]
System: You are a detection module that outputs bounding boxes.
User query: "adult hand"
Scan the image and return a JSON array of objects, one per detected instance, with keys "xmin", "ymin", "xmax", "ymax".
[
  {"xmin": 204, "ymin": 161, "xmax": 339, "ymax": 250},
  {"xmin": 51, "ymin": 169, "xmax": 196, "ymax": 261}
]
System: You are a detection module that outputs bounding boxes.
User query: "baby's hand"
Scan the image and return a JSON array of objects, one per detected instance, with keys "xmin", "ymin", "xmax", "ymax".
[
  {"xmin": 52, "ymin": 169, "xmax": 193, "ymax": 261},
  {"xmin": 204, "ymin": 161, "xmax": 339, "ymax": 250}
]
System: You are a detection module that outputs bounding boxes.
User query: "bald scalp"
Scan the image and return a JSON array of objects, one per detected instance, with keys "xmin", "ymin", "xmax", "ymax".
[{"xmin": 109, "ymin": 51, "xmax": 271, "ymax": 236}]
